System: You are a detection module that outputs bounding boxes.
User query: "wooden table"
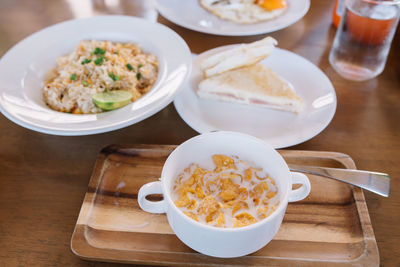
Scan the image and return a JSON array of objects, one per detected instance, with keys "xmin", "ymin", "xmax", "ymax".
[{"xmin": 0, "ymin": 0, "xmax": 399, "ymax": 266}]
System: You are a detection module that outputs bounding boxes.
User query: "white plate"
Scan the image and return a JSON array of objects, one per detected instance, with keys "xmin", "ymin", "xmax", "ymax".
[
  {"xmin": 173, "ymin": 46, "xmax": 337, "ymax": 148},
  {"xmin": 0, "ymin": 15, "xmax": 192, "ymax": 136},
  {"xmin": 154, "ymin": 0, "xmax": 310, "ymax": 36}
]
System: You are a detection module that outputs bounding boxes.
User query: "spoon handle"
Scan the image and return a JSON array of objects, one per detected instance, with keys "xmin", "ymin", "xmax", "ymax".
[{"xmin": 289, "ymin": 165, "xmax": 390, "ymax": 197}]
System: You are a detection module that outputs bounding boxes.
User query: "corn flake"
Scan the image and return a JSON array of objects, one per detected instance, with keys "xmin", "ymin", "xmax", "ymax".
[
  {"xmin": 172, "ymin": 155, "xmax": 279, "ymax": 228},
  {"xmin": 233, "ymin": 212, "xmax": 258, "ymax": 228}
]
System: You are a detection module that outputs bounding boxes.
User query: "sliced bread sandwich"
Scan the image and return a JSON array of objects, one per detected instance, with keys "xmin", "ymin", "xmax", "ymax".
[
  {"xmin": 200, "ymin": 36, "xmax": 277, "ymax": 78},
  {"xmin": 197, "ymin": 64, "xmax": 304, "ymax": 113}
]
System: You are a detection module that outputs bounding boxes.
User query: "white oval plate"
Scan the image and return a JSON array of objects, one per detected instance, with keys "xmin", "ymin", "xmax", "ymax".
[
  {"xmin": 0, "ymin": 15, "xmax": 192, "ymax": 136},
  {"xmin": 173, "ymin": 46, "xmax": 337, "ymax": 149},
  {"xmin": 155, "ymin": 0, "xmax": 310, "ymax": 36}
]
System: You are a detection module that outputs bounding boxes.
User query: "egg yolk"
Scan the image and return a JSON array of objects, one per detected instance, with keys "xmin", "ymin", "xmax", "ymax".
[{"xmin": 256, "ymin": 0, "xmax": 287, "ymax": 11}]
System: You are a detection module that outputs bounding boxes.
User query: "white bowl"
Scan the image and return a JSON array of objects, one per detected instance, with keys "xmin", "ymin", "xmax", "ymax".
[
  {"xmin": 138, "ymin": 131, "xmax": 311, "ymax": 258},
  {"xmin": 0, "ymin": 15, "xmax": 192, "ymax": 135}
]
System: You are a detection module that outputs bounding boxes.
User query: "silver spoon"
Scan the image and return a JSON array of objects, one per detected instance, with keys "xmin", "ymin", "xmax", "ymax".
[{"xmin": 289, "ymin": 165, "xmax": 390, "ymax": 197}]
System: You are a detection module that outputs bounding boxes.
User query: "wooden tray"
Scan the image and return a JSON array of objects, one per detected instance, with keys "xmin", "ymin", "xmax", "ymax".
[{"xmin": 71, "ymin": 145, "xmax": 379, "ymax": 266}]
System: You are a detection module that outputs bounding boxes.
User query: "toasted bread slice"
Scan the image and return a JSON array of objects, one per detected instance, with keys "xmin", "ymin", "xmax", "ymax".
[
  {"xmin": 197, "ymin": 64, "xmax": 304, "ymax": 113},
  {"xmin": 200, "ymin": 37, "xmax": 277, "ymax": 78}
]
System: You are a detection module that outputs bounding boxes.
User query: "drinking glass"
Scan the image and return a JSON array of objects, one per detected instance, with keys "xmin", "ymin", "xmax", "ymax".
[{"xmin": 329, "ymin": 0, "xmax": 400, "ymax": 81}]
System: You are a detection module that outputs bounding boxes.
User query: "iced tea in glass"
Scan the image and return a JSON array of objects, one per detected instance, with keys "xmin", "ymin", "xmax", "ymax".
[{"xmin": 329, "ymin": 0, "xmax": 400, "ymax": 81}]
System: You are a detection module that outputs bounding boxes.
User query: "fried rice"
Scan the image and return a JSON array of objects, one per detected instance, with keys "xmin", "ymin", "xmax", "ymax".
[{"xmin": 43, "ymin": 40, "xmax": 158, "ymax": 114}]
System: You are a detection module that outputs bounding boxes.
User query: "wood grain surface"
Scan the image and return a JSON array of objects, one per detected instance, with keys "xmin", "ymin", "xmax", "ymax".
[
  {"xmin": 0, "ymin": 0, "xmax": 399, "ymax": 266},
  {"xmin": 71, "ymin": 145, "xmax": 378, "ymax": 266}
]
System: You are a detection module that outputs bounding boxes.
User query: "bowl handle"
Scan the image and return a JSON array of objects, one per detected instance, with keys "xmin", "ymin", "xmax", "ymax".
[
  {"xmin": 288, "ymin": 172, "xmax": 311, "ymax": 202},
  {"xmin": 138, "ymin": 181, "xmax": 166, "ymax": 213}
]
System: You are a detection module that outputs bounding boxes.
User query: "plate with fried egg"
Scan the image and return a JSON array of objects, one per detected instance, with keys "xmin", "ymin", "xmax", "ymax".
[{"xmin": 154, "ymin": 0, "xmax": 310, "ymax": 36}]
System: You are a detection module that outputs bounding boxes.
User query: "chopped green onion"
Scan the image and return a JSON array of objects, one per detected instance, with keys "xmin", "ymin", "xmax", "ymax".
[
  {"xmin": 82, "ymin": 81, "xmax": 89, "ymax": 86},
  {"xmin": 138, "ymin": 63, "xmax": 143, "ymax": 68},
  {"xmin": 126, "ymin": 63, "xmax": 133, "ymax": 71},
  {"xmin": 69, "ymin": 73, "xmax": 77, "ymax": 80},
  {"xmin": 136, "ymin": 73, "xmax": 141, "ymax": 80},
  {"xmin": 109, "ymin": 72, "xmax": 120, "ymax": 81},
  {"xmin": 105, "ymin": 88, "xmax": 110, "ymax": 93},
  {"xmin": 81, "ymin": 58, "xmax": 91, "ymax": 65},
  {"xmin": 93, "ymin": 47, "xmax": 106, "ymax": 55},
  {"xmin": 94, "ymin": 56, "xmax": 104, "ymax": 66}
]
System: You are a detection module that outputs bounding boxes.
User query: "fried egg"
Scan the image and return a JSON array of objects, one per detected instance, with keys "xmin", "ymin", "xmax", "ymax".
[{"xmin": 200, "ymin": 0, "xmax": 287, "ymax": 24}]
